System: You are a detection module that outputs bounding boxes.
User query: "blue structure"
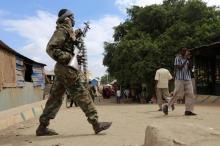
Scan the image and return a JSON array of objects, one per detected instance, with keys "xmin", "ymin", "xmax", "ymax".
[{"xmin": 90, "ymin": 79, "xmax": 98, "ymax": 87}]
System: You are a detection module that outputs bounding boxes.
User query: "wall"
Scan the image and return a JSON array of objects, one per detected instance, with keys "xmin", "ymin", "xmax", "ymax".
[
  {"xmin": 0, "ymin": 82, "xmax": 43, "ymax": 111},
  {"xmin": 0, "ymin": 48, "xmax": 16, "ymax": 90}
]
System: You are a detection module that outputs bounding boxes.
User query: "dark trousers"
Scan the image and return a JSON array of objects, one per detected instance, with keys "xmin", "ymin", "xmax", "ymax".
[{"xmin": 117, "ymin": 96, "xmax": 121, "ymax": 104}]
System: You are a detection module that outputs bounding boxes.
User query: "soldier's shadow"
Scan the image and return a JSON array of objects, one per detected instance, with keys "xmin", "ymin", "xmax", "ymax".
[
  {"xmin": 152, "ymin": 115, "xmax": 186, "ymax": 119},
  {"xmin": 144, "ymin": 110, "xmax": 161, "ymax": 113},
  {"xmin": 0, "ymin": 133, "xmax": 106, "ymax": 145}
]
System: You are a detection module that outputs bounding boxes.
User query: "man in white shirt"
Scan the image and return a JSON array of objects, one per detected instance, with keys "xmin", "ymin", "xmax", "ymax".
[
  {"xmin": 155, "ymin": 63, "xmax": 173, "ymax": 111},
  {"xmin": 116, "ymin": 89, "xmax": 121, "ymax": 104},
  {"xmin": 123, "ymin": 89, "xmax": 129, "ymax": 99}
]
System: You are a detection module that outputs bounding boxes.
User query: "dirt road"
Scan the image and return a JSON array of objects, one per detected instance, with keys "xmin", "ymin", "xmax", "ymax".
[{"xmin": 0, "ymin": 103, "xmax": 220, "ymax": 146}]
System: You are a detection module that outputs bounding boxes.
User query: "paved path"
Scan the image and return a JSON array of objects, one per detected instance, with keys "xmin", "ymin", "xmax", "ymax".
[{"xmin": 0, "ymin": 103, "xmax": 220, "ymax": 146}]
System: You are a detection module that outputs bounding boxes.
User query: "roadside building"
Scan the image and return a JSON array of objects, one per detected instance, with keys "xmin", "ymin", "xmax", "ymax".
[
  {"xmin": 192, "ymin": 42, "xmax": 220, "ymax": 96},
  {"xmin": 0, "ymin": 40, "xmax": 46, "ymax": 111}
]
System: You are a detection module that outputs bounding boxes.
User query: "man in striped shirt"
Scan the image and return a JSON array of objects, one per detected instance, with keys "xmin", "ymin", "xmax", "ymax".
[{"xmin": 163, "ymin": 48, "xmax": 197, "ymax": 116}]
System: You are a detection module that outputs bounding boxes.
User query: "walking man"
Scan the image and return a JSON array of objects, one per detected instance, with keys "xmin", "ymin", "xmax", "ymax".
[
  {"xmin": 36, "ymin": 9, "xmax": 111, "ymax": 136},
  {"xmin": 163, "ymin": 48, "xmax": 197, "ymax": 116},
  {"xmin": 154, "ymin": 63, "xmax": 173, "ymax": 111},
  {"xmin": 88, "ymin": 81, "xmax": 96, "ymax": 102},
  {"xmin": 116, "ymin": 88, "xmax": 121, "ymax": 104},
  {"xmin": 123, "ymin": 89, "xmax": 129, "ymax": 100}
]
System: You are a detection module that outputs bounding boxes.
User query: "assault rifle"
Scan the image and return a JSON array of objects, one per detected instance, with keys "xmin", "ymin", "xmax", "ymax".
[{"xmin": 68, "ymin": 22, "xmax": 90, "ymax": 72}]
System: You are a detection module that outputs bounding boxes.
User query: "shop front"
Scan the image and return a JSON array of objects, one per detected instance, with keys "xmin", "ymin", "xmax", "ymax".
[{"xmin": 192, "ymin": 42, "xmax": 220, "ymax": 96}]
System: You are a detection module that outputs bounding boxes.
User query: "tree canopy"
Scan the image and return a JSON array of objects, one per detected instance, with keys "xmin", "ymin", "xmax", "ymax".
[
  {"xmin": 100, "ymin": 74, "xmax": 115, "ymax": 85},
  {"xmin": 103, "ymin": 0, "xmax": 220, "ymax": 91}
]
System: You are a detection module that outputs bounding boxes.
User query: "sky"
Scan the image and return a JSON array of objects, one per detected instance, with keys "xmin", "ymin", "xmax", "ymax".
[{"xmin": 0, "ymin": 0, "xmax": 219, "ymax": 78}]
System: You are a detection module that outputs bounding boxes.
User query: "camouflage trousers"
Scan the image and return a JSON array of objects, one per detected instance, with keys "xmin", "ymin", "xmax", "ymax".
[{"xmin": 39, "ymin": 64, "xmax": 98, "ymax": 126}]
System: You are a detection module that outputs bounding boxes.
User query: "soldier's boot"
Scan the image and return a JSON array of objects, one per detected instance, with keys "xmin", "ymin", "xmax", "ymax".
[
  {"xmin": 92, "ymin": 122, "xmax": 112, "ymax": 134},
  {"xmin": 36, "ymin": 123, "xmax": 58, "ymax": 136}
]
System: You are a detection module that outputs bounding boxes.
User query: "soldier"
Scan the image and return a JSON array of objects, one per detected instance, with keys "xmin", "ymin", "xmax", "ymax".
[{"xmin": 36, "ymin": 9, "xmax": 112, "ymax": 136}]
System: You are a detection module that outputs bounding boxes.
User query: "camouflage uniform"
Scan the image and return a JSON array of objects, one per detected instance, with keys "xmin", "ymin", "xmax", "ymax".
[
  {"xmin": 37, "ymin": 9, "xmax": 111, "ymax": 136},
  {"xmin": 39, "ymin": 22, "xmax": 98, "ymax": 125},
  {"xmin": 88, "ymin": 83, "xmax": 96, "ymax": 102}
]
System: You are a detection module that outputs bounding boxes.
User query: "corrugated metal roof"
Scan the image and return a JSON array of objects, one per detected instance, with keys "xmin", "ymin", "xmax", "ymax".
[
  {"xmin": 0, "ymin": 40, "xmax": 46, "ymax": 66},
  {"xmin": 192, "ymin": 41, "xmax": 220, "ymax": 51},
  {"xmin": 191, "ymin": 41, "xmax": 220, "ymax": 56}
]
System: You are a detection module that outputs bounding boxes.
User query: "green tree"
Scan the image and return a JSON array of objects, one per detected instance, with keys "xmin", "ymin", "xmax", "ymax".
[
  {"xmin": 100, "ymin": 74, "xmax": 115, "ymax": 85},
  {"xmin": 103, "ymin": 0, "xmax": 220, "ymax": 96}
]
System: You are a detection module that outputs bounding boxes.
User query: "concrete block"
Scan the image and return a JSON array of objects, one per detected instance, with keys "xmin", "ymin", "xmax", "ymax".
[
  {"xmin": 144, "ymin": 122, "xmax": 220, "ymax": 146},
  {"xmin": 32, "ymin": 107, "xmax": 43, "ymax": 117},
  {"xmin": 21, "ymin": 109, "xmax": 34, "ymax": 121}
]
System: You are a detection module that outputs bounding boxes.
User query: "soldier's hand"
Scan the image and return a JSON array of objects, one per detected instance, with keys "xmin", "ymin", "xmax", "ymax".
[
  {"xmin": 74, "ymin": 39, "xmax": 83, "ymax": 46},
  {"xmin": 75, "ymin": 28, "xmax": 83, "ymax": 38},
  {"xmin": 77, "ymin": 54, "xmax": 85, "ymax": 65}
]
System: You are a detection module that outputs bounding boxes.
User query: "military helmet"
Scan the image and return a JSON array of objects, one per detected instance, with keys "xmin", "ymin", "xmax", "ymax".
[
  {"xmin": 58, "ymin": 9, "xmax": 73, "ymax": 18},
  {"xmin": 57, "ymin": 9, "xmax": 74, "ymax": 26},
  {"xmin": 58, "ymin": 9, "xmax": 68, "ymax": 17}
]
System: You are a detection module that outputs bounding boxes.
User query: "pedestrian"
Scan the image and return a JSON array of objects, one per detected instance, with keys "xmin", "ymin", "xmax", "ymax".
[
  {"xmin": 36, "ymin": 9, "xmax": 111, "ymax": 136},
  {"xmin": 154, "ymin": 62, "xmax": 173, "ymax": 111},
  {"xmin": 66, "ymin": 93, "xmax": 78, "ymax": 108},
  {"xmin": 163, "ymin": 48, "xmax": 197, "ymax": 116},
  {"xmin": 131, "ymin": 89, "xmax": 136, "ymax": 102},
  {"xmin": 116, "ymin": 88, "xmax": 121, "ymax": 104},
  {"xmin": 123, "ymin": 89, "xmax": 129, "ymax": 99},
  {"xmin": 102, "ymin": 87, "xmax": 107, "ymax": 98},
  {"xmin": 88, "ymin": 81, "xmax": 96, "ymax": 102}
]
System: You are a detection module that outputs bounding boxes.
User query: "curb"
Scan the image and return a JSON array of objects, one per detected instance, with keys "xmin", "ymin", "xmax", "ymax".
[
  {"xmin": 0, "ymin": 100, "xmax": 45, "ymax": 131},
  {"xmin": 195, "ymin": 95, "xmax": 220, "ymax": 103}
]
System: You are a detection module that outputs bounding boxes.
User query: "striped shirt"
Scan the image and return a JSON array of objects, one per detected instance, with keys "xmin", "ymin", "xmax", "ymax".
[{"xmin": 174, "ymin": 55, "xmax": 191, "ymax": 80}]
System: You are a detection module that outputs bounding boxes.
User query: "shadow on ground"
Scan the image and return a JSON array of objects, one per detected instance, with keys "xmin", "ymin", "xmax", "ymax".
[{"xmin": 0, "ymin": 133, "xmax": 106, "ymax": 145}]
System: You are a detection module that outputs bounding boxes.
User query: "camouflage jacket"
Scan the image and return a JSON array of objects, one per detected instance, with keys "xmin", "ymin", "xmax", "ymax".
[{"xmin": 46, "ymin": 22, "xmax": 76, "ymax": 65}]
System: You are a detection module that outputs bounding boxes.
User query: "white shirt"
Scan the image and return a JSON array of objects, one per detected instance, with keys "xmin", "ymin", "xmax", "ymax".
[
  {"xmin": 155, "ymin": 68, "xmax": 172, "ymax": 88},
  {"xmin": 124, "ymin": 89, "xmax": 129, "ymax": 96},
  {"xmin": 116, "ymin": 90, "xmax": 121, "ymax": 97}
]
